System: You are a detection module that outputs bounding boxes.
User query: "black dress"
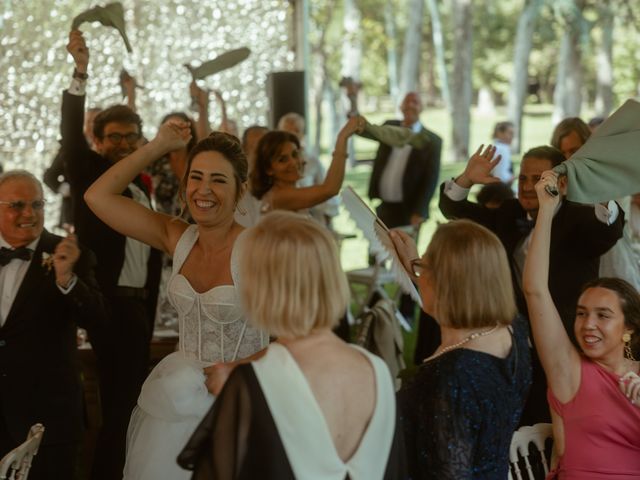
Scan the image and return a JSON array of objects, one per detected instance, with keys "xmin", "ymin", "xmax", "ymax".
[
  {"xmin": 179, "ymin": 344, "xmax": 407, "ymax": 480},
  {"xmin": 398, "ymin": 316, "xmax": 531, "ymax": 479}
]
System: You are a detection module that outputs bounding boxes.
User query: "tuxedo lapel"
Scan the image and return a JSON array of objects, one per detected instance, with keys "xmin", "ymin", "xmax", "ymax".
[{"xmin": 3, "ymin": 231, "xmax": 59, "ymax": 328}]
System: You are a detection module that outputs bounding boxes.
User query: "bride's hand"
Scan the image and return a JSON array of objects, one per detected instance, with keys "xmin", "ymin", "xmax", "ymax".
[{"xmin": 203, "ymin": 362, "xmax": 234, "ymax": 396}]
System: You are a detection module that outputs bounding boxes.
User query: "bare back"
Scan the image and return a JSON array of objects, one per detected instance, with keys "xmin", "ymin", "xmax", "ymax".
[{"xmin": 283, "ymin": 333, "xmax": 377, "ymax": 462}]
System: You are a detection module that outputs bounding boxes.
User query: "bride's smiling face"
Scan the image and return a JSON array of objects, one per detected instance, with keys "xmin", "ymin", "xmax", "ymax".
[{"xmin": 186, "ymin": 151, "xmax": 238, "ymax": 224}]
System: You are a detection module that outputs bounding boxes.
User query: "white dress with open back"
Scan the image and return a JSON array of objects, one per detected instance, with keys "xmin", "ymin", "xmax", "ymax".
[{"xmin": 123, "ymin": 225, "xmax": 268, "ymax": 480}]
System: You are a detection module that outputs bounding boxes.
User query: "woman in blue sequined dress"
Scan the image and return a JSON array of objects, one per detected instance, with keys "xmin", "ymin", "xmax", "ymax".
[{"xmin": 391, "ymin": 219, "xmax": 532, "ymax": 479}]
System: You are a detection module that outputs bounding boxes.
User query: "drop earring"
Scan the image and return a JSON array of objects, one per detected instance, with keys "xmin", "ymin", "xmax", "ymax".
[{"xmin": 623, "ymin": 332, "xmax": 636, "ymax": 361}]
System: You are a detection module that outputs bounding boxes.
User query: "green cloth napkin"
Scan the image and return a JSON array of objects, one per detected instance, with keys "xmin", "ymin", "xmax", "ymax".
[
  {"xmin": 359, "ymin": 121, "xmax": 431, "ymax": 149},
  {"xmin": 72, "ymin": 2, "xmax": 132, "ymax": 53},
  {"xmin": 555, "ymin": 99, "xmax": 640, "ymax": 203},
  {"xmin": 184, "ymin": 48, "xmax": 251, "ymax": 80}
]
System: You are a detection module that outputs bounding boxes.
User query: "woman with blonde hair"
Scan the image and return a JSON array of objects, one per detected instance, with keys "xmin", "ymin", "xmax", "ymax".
[
  {"xmin": 391, "ymin": 219, "xmax": 531, "ymax": 478},
  {"xmin": 180, "ymin": 211, "xmax": 406, "ymax": 479},
  {"xmin": 523, "ymin": 171, "xmax": 640, "ymax": 478}
]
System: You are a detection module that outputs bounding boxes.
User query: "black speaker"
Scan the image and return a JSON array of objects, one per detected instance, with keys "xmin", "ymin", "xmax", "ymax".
[{"xmin": 267, "ymin": 71, "xmax": 306, "ymax": 129}]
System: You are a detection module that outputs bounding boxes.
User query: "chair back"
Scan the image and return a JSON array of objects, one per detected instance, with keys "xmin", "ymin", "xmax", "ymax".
[
  {"xmin": 354, "ymin": 298, "xmax": 405, "ymax": 390},
  {"xmin": 0, "ymin": 424, "xmax": 45, "ymax": 480},
  {"xmin": 508, "ymin": 423, "xmax": 553, "ymax": 480}
]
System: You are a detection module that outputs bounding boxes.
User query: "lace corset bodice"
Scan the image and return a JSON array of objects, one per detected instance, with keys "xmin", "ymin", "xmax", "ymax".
[{"xmin": 167, "ymin": 225, "xmax": 268, "ymax": 364}]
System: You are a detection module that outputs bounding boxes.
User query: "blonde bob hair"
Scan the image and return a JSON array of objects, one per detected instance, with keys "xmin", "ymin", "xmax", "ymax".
[
  {"xmin": 238, "ymin": 211, "xmax": 349, "ymax": 338},
  {"xmin": 425, "ymin": 219, "xmax": 516, "ymax": 329}
]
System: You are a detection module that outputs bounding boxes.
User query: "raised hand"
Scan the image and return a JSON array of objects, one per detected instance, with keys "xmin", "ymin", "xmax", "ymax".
[
  {"xmin": 339, "ymin": 115, "xmax": 364, "ymax": 139},
  {"xmin": 67, "ymin": 30, "xmax": 89, "ymax": 73},
  {"xmin": 154, "ymin": 119, "xmax": 192, "ymax": 153},
  {"xmin": 619, "ymin": 371, "xmax": 640, "ymax": 407},
  {"xmin": 53, "ymin": 233, "xmax": 80, "ymax": 288},
  {"xmin": 534, "ymin": 170, "xmax": 561, "ymax": 210},
  {"xmin": 389, "ymin": 229, "xmax": 420, "ymax": 279},
  {"xmin": 190, "ymin": 80, "xmax": 209, "ymax": 109},
  {"xmin": 203, "ymin": 362, "xmax": 234, "ymax": 396},
  {"xmin": 457, "ymin": 144, "xmax": 502, "ymax": 188}
]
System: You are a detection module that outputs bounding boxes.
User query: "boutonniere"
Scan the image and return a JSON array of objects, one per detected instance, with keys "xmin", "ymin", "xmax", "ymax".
[{"xmin": 41, "ymin": 252, "xmax": 54, "ymax": 273}]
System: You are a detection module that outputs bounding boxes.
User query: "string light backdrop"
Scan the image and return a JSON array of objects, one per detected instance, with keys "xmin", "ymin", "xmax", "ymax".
[{"xmin": 0, "ymin": 0, "xmax": 294, "ymax": 228}]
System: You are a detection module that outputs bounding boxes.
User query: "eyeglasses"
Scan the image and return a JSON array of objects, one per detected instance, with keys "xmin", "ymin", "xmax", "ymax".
[
  {"xmin": 410, "ymin": 258, "xmax": 429, "ymax": 278},
  {"xmin": 105, "ymin": 132, "xmax": 140, "ymax": 144},
  {"xmin": 0, "ymin": 200, "xmax": 46, "ymax": 212}
]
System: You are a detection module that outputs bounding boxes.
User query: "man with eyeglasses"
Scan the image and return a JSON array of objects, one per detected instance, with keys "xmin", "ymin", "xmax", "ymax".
[
  {"xmin": 61, "ymin": 29, "xmax": 161, "ymax": 480},
  {"xmin": 0, "ymin": 170, "xmax": 107, "ymax": 480}
]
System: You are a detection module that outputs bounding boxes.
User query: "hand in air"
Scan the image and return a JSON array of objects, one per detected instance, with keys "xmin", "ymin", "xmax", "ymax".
[
  {"xmin": 203, "ymin": 362, "xmax": 235, "ymax": 396},
  {"xmin": 340, "ymin": 115, "xmax": 364, "ymax": 138},
  {"xmin": 67, "ymin": 30, "xmax": 89, "ymax": 71},
  {"xmin": 53, "ymin": 233, "xmax": 80, "ymax": 287},
  {"xmin": 156, "ymin": 119, "xmax": 192, "ymax": 152},
  {"xmin": 619, "ymin": 371, "xmax": 640, "ymax": 407},
  {"xmin": 460, "ymin": 144, "xmax": 502, "ymax": 186},
  {"xmin": 534, "ymin": 170, "xmax": 561, "ymax": 209},
  {"xmin": 189, "ymin": 81, "xmax": 209, "ymax": 108},
  {"xmin": 389, "ymin": 229, "xmax": 420, "ymax": 279}
]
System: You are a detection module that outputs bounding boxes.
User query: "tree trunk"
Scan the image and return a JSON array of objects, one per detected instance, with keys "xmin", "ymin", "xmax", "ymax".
[
  {"xmin": 552, "ymin": 1, "xmax": 585, "ymax": 125},
  {"xmin": 384, "ymin": 2, "xmax": 399, "ymax": 104},
  {"xmin": 450, "ymin": 0, "xmax": 473, "ymax": 162},
  {"xmin": 426, "ymin": 0, "xmax": 451, "ymax": 110},
  {"xmin": 595, "ymin": 4, "xmax": 614, "ymax": 117},
  {"xmin": 399, "ymin": 0, "xmax": 424, "ymax": 97},
  {"xmin": 507, "ymin": 0, "xmax": 543, "ymax": 153},
  {"xmin": 341, "ymin": 0, "xmax": 362, "ymax": 80}
]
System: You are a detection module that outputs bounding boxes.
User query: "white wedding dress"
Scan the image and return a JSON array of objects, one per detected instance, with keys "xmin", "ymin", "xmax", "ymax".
[{"xmin": 123, "ymin": 225, "xmax": 268, "ymax": 480}]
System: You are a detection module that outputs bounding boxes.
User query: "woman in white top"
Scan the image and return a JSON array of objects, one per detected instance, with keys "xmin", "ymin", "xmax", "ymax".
[
  {"xmin": 179, "ymin": 211, "xmax": 406, "ymax": 479},
  {"xmin": 85, "ymin": 123, "xmax": 268, "ymax": 480}
]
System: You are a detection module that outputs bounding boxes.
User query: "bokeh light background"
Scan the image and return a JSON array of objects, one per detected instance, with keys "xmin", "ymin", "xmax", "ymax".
[{"xmin": 0, "ymin": 0, "xmax": 294, "ymax": 228}]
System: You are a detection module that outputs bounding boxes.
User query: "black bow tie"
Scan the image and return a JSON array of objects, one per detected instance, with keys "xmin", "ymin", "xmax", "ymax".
[
  {"xmin": 0, "ymin": 246, "xmax": 33, "ymax": 266},
  {"xmin": 515, "ymin": 218, "xmax": 536, "ymax": 235}
]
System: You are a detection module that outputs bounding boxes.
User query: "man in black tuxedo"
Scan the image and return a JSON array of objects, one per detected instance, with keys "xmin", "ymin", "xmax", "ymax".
[
  {"xmin": 0, "ymin": 170, "xmax": 107, "ymax": 479},
  {"xmin": 368, "ymin": 92, "xmax": 442, "ymax": 323},
  {"xmin": 438, "ymin": 144, "xmax": 624, "ymax": 423},
  {"xmin": 62, "ymin": 30, "xmax": 161, "ymax": 479}
]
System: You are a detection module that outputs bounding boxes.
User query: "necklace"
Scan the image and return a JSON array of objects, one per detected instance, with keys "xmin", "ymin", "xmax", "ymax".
[{"xmin": 423, "ymin": 325, "xmax": 500, "ymax": 363}]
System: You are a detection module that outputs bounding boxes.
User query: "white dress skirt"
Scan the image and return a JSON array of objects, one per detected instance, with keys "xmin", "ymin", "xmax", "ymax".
[{"xmin": 123, "ymin": 225, "xmax": 268, "ymax": 480}]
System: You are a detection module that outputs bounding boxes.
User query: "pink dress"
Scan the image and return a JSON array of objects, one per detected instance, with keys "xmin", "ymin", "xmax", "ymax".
[{"xmin": 547, "ymin": 357, "xmax": 640, "ymax": 479}]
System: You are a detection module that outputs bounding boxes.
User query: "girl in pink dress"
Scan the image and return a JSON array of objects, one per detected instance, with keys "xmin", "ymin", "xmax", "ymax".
[{"xmin": 523, "ymin": 170, "xmax": 640, "ymax": 479}]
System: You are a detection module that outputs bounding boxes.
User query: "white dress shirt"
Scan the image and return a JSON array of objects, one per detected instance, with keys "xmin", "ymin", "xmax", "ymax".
[
  {"xmin": 0, "ymin": 236, "xmax": 39, "ymax": 325},
  {"xmin": 378, "ymin": 121, "xmax": 423, "ymax": 203}
]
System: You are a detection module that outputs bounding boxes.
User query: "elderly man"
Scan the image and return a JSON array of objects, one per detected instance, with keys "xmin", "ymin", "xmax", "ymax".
[
  {"xmin": 62, "ymin": 29, "xmax": 161, "ymax": 479},
  {"xmin": 0, "ymin": 170, "xmax": 106, "ymax": 479}
]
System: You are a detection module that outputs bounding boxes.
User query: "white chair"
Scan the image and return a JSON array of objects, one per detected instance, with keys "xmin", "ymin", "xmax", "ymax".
[
  {"xmin": 508, "ymin": 423, "xmax": 553, "ymax": 480},
  {"xmin": 0, "ymin": 424, "xmax": 45, "ymax": 480}
]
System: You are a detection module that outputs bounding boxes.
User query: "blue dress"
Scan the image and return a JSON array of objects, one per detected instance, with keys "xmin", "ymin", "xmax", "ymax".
[{"xmin": 398, "ymin": 316, "xmax": 531, "ymax": 479}]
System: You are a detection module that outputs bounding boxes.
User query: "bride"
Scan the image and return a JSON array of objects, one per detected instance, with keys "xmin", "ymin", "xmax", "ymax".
[{"xmin": 85, "ymin": 122, "xmax": 268, "ymax": 479}]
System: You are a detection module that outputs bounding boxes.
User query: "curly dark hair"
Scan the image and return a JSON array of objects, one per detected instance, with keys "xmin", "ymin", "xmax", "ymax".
[
  {"xmin": 581, "ymin": 277, "xmax": 640, "ymax": 357},
  {"xmin": 178, "ymin": 132, "xmax": 248, "ymax": 208},
  {"xmin": 250, "ymin": 130, "xmax": 300, "ymax": 199},
  {"xmin": 93, "ymin": 104, "xmax": 143, "ymax": 140}
]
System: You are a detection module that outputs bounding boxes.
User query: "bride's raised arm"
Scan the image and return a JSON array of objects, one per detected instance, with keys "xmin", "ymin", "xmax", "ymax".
[{"xmin": 84, "ymin": 121, "xmax": 192, "ymax": 255}]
